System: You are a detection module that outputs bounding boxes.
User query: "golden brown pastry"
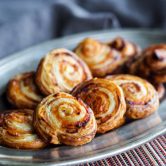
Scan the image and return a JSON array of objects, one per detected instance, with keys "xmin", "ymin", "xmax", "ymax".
[
  {"xmin": 0, "ymin": 111, "xmax": 13, "ymax": 144},
  {"xmin": 71, "ymin": 78, "xmax": 126, "ymax": 133},
  {"xmin": 1, "ymin": 109, "xmax": 46, "ymax": 149},
  {"xmin": 129, "ymin": 44, "xmax": 166, "ymax": 83},
  {"xmin": 36, "ymin": 48, "xmax": 92, "ymax": 95},
  {"xmin": 108, "ymin": 37, "xmax": 140, "ymax": 57},
  {"xmin": 106, "ymin": 74, "xmax": 159, "ymax": 119},
  {"xmin": 108, "ymin": 37, "xmax": 141, "ymax": 72},
  {"xmin": 7, "ymin": 72, "xmax": 43, "ymax": 109},
  {"xmin": 34, "ymin": 92, "xmax": 97, "ymax": 146},
  {"xmin": 143, "ymin": 45, "xmax": 166, "ymax": 83},
  {"xmin": 74, "ymin": 38, "xmax": 124, "ymax": 77}
]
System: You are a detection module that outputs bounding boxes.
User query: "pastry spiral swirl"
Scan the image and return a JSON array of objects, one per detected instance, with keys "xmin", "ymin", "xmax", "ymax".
[
  {"xmin": 129, "ymin": 44, "xmax": 166, "ymax": 83},
  {"xmin": 108, "ymin": 37, "xmax": 141, "ymax": 72},
  {"xmin": 108, "ymin": 37, "xmax": 140, "ymax": 58},
  {"xmin": 7, "ymin": 72, "xmax": 43, "ymax": 109},
  {"xmin": 34, "ymin": 92, "xmax": 97, "ymax": 146},
  {"xmin": 144, "ymin": 44, "xmax": 166, "ymax": 83},
  {"xmin": 106, "ymin": 74, "xmax": 159, "ymax": 119},
  {"xmin": 1, "ymin": 109, "xmax": 46, "ymax": 149},
  {"xmin": 36, "ymin": 48, "xmax": 92, "ymax": 95},
  {"xmin": 74, "ymin": 38, "xmax": 123, "ymax": 77},
  {"xmin": 71, "ymin": 78, "xmax": 126, "ymax": 133}
]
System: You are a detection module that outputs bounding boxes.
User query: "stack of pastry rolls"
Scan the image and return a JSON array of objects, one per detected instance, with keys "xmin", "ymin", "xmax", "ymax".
[
  {"xmin": 0, "ymin": 37, "xmax": 164, "ymax": 149},
  {"xmin": 2, "ymin": 48, "xmax": 96, "ymax": 149}
]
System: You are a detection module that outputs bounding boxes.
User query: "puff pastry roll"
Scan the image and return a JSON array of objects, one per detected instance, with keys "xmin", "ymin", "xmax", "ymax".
[
  {"xmin": 1, "ymin": 109, "xmax": 46, "ymax": 149},
  {"xmin": 36, "ymin": 48, "xmax": 92, "ymax": 95},
  {"xmin": 34, "ymin": 92, "xmax": 97, "ymax": 146},
  {"xmin": 144, "ymin": 44, "xmax": 166, "ymax": 83},
  {"xmin": 108, "ymin": 37, "xmax": 141, "ymax": 71},
  {"xmin": 74, "ymin": 38, "xmax": 124, "ymax": 77},
  {"xmin": 108, "ymin": 37, "xmax": 140, "ymax": 57},
  {"xmin": 129, "ymin": 44, "xmax": 166, "ymax": 83},
  {"xmin": 71, "ymin": 78, "xmax": 126, "ymax": 133},
  {"xmin": 106, "ymin": 74, "xmax": 159, "ymax": 119},
  {"xmin": 7, "ymin": 72, "xmax": 43, "ymax": 109}
]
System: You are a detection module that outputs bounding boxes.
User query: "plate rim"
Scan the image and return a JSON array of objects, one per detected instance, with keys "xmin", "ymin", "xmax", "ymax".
[
  {"xmin": 0, "ymin": 28, "xmax": 166, "ymax": 65},
  {"xmin": 0, "ymin": 121, "xmax": 166, "ymax": 166}
]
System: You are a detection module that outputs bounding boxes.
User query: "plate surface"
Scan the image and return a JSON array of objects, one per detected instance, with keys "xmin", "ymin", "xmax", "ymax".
[{"xmin": 0, "ymin": 29, "xmax": 166, "ymax": 166}]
